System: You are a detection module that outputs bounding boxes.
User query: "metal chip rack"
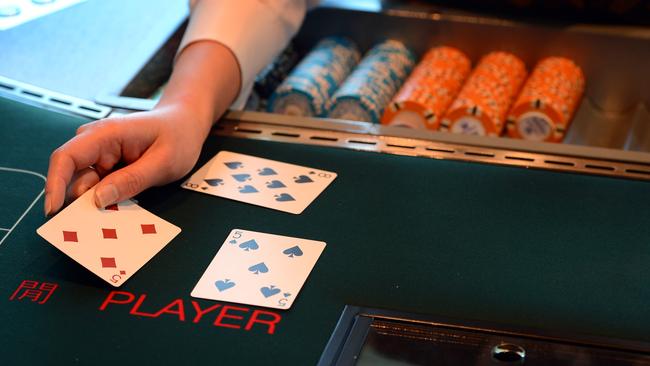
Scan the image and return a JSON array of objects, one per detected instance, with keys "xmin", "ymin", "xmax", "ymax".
[
  {"xmin": 290, "ymin": 7, "xmax": 650, "ymax": 149},
  {"xmin": 217, "ymin": 6, "xmax": 650, "ymax": 181},
  {"xmin": 4, "ymin": 5, "xmax": 649, "ymax": 181},
  {"xmin": 217, "ymin": 111, "xmax": 650, "ymax": 180}
]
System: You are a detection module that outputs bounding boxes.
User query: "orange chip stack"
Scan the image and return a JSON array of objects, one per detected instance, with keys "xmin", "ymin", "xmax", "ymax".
[
  {"xmin": 506, "ymin": 57, "xmax": 585, "ymax": 142},
  {"xmin": 380, "ymin": 46, "xmax": 471, "ymax": 130},
  {"xmin": 441, "ymin": 52, "xmax": 527, "ymax": 136}
]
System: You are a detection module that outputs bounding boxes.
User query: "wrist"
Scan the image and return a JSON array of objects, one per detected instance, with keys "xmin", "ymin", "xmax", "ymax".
[
  {"xmin": 159, "ymin": 40, "xmax": 241, "ymax": 133},
  {"xmin": 157, "ymin": 94, "xmax": 215, "ymax": 137}
]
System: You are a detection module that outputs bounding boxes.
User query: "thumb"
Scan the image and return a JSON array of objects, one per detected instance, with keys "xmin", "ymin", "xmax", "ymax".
[{"xmin": 93, "ymin": 153, "xmax": 167, "ymax": 208}]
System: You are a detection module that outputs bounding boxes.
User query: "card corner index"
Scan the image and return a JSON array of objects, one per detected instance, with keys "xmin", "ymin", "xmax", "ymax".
[
  {"xmin": 109, "ymin": 280, "xmax": 123, "ymax": 288},
  {"xmin": 228, "ymin": 228, "xmax": 245, "ymax": 236}
]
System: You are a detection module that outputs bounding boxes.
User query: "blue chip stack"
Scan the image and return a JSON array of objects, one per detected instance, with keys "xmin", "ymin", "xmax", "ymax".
[
  {"xmin": 328, "ymin": 40, "xmax": 416, "ymax": 123},
  {"xmin": 246, "ymin": 43, "xmax": 299, "ymax": 111},
  {"xmin": 254, "ymin": 43, "xmax": 300, "ymax": 100},
  {"xmin": 269, "ymin": 37, "xmax": 361, "ymax": 117}
]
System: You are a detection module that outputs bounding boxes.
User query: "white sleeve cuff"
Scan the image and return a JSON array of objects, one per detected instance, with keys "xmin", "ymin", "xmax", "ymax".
[{"xmin": 178, "ymin": 0, "xmax": 308, "ymax": 109}]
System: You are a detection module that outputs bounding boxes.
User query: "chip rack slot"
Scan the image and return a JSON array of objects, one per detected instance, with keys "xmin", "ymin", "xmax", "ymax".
[
  {"xmin": 212, "ymin": 117, "xmax": 650, "ymax": 181},
  {"xmin": 49, "ymin": 97, "xmax": 72, "ymax": 106},
  {"xmin": 348, "ymin": 140, "xmax": 377, "ymax": 146},
  {"xmin": 233, "ymin": 127, "xmax": 263, "ymax": 134},
  {"xmin": 271, "ymin": 131, "xmax": 301, "ymax": 138},
  {"xmin": 0, "ymin": 76, "xmax": 110, "ymax": 119},
  {"xmin": 20, "ymin": 90, "xmax": 43, "ymax": 98},
  {"xmin": 625, "ymin": 169, "xmax": 650, "ymax": 176},
  {"xmin": 310, "ymin": 136, "xmax": 339, "ymax": 142},
  {"xmin": 464, "ymin": 151, "xmax": 496, "ymax": 158},
  {"xmin": 584, "ymin": 164, "xmax": 616, "ymax": 171},
  {"xmin": 504, "ymin": 155, "xmax": 534, "ymax": 162},
  {"xmin": 385, "ymin": 143, "xmax": 416, "ymax": 150},
  {"xmin": 543, "ymin": 160, "xmax": 575, "ymax": 167}
]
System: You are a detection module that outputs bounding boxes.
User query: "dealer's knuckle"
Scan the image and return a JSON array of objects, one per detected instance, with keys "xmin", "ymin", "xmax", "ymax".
[
  {"xmin": 120, "ymin": 170, "xmax": 145, "ymax": 196},
  {"xmin": 49, "ymin": 146, "xmax": 67, "ymax": 163}
]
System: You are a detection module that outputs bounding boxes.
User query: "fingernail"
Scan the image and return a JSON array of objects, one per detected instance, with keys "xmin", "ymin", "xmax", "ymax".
[
  {"xmin": 44, "ymin": 195, "xmax": 52, "ymax": 217},
  {"xmin": 95, "ymin": 184, "xmax": 118, "ymax": 208}
]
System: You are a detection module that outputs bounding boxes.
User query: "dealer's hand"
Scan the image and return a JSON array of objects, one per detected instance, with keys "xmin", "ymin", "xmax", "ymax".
[
  {"xmin": 45, "ymin": 105, "xmax": 212, "ymax": 214},
  {"xmin": 44, "ymin": 40, "xmax": 241, "ymax": 215}
]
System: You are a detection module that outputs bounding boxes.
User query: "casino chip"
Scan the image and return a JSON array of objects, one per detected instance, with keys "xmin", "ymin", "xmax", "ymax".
[
  {"xmin": 268, "ymin": 37, "xmax": 360, "ymax": 117},
  {"xmin": 0, "ymin": 5, "xmax": 21, "ymax": 17},
  {"xmin": 254, "ymin": 43, "xmax": 299, "ymax": 100},
  {"xmin": 244, "ymin": 89, "xmax": 261, "ymax": 111},
  {"xmin": 506, "ymin": 57, "xmax": 585, "ymax": 142},
  {"xmin": 246, "ymin": 44, "xmax": 299, "ymax": 111},
  {"xmin": 441, "ymin": 52, "xmax": 527, "ymax": 137},
  {"xmin": 328, "ymin": 40, "xmax": 416, "ymax": 123},
  {"xmin": 381, "ymin": 46, "xmax": 471, "ymax": 130}
]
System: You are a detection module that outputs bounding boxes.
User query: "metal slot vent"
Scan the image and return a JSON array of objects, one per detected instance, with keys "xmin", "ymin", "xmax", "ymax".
[
  {"xmin": 217, "ymin": 119, "xmax": 650, "ymax": 181},
  {"xmin": 0, "ymin": 76, "xmax": 110, "ymax": 120}
]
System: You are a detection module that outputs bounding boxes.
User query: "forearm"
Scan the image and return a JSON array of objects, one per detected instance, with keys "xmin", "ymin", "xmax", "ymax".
[{"xmin": 158, "ymin": 40, "xmax": 241, "ymax": 138}]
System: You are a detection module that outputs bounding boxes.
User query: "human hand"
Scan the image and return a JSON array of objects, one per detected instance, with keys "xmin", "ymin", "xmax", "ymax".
[
  {"xmin": 44, "ymin": 103, "xmax": 212, "ymax": 215},
  {"xmin": 44, "ymin": 39, "xmax": 240, "ymax": 216}
]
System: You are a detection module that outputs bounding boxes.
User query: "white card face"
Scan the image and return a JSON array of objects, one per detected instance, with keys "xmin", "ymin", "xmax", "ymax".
[
  {"xmin": 191, "ymin": 229, "xmax": 326, "ymax": 310},
  {"xmin": 0, "ymin": 0, "xmax": 86, "ymax": 31},
  {"xmin": 36, "ymin": 187, "xmax": 181, "ymax": 287},
  {"xmin": 181, "ymin": 151, "xmax": 337, "ymax": 214}
]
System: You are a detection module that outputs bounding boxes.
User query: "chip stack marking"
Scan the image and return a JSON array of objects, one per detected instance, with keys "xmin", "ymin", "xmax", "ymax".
[
  {"xmin": 328, "ymin": 40, "xmax": 416, "ymax": 123},
  {"xmin": 441, "ymin": 52, "xmax": 527, "ymax": 136},
  {"xmin": 381, "ymin": 46, "xmax": 471, "ymax": 130},
  {"xmin": 506, "ymin": 57, "xmax": 585, "ymax": 142},
  {"xmin": 268, "ymin": 37, "xmax": 360, "ymax": 117}
]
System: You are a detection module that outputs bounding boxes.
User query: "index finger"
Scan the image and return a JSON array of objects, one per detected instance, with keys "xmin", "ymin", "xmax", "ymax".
[{"xmin": 45, "ymin": 131, "xmax": 107, "ymax": 215}]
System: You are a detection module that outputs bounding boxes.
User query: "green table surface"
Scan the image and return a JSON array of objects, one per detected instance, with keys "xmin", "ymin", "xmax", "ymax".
[{"xmin": 1, "ymin": 96, "xmax": 650, "ymax": 364}]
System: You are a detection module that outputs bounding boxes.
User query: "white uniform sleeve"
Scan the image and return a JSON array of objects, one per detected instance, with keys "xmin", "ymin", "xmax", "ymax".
[{"xmin": 178, "ymin": 0, "xmax": 319, "ymax": 109}]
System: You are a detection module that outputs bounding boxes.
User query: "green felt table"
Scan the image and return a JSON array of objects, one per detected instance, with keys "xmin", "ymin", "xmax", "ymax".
[{"xmin": 1, "ymin": 95, "xmax": 650, "ymax": 364}]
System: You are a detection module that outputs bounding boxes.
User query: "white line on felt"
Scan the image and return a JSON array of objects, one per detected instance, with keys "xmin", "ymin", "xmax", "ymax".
[
  {"xmin": 0, "ymin": 189, "xmax": 44, "ymax": 247},
  {"xmin": 0, "ymin": 228, "xmax": 11, "ymax": 231},
  {"xmin": 0, "ymin": 167, "xmax": 47, "ymax": 247},
  {"xmin": 0, "ymin": 167, "xmax": 46, "ymax": 181}
]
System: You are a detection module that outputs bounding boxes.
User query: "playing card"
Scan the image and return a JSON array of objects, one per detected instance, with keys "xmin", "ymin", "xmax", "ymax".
[
  {"xmin": 191, "ymin": 229, "xmax": 326, "ymax": 310},
  {"xmin": 181, "ymin": 151, "xmax": 337, "ymax": 214},
  {"xmin": 36, "ymin": 187, "xmax": 181, "ymax": 287}
]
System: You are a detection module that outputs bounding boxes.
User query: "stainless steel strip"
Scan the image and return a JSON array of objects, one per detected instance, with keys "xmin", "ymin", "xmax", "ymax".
[
  {"xmin": 215, "ymin": 117, "xmax": 650, "ymax": 181},
  {"xmin": 0, "ymin": 76, "xmax": 111, "ymax": 120},
  {"xmin": 3, "ymin": 78, "xmax": 646, "ymax": 181}
]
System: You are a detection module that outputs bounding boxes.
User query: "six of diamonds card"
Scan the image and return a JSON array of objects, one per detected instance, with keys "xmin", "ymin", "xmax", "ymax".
[
  {"xmin": 37, "ymin": 187, "xmax": 181, "ymax": 287},
  {"xmin": 191, "ymin": 229, "xmax": 326, "ymax": 310},
  {"xmin": 181, "ymin": 151, "xmax": 337, "ymax": 214}
]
